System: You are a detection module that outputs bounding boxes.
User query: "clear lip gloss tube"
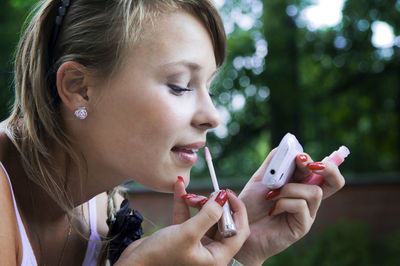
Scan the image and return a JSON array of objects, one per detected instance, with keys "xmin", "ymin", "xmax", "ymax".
[{"xmin": 205, "ymin": 147, "xmax": 237, "ymax": 237}]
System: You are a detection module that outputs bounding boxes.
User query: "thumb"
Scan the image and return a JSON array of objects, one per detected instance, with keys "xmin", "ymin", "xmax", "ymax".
[
  {"xmin": 181, "ymin": 190, "xmax": 227, "ymax": 240},
  {"xmin": 248, "ymin": 148, "xmax": 277, "ymax": 183},
  {"xmin": 173, "ymin": 176, "xmax": 190, "ymax": 224}
]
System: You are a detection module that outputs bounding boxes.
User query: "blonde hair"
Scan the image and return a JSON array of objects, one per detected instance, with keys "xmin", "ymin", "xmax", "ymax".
[{"xmin": 4, "ymin": 0, "xmax": 226, "ymax": 262}]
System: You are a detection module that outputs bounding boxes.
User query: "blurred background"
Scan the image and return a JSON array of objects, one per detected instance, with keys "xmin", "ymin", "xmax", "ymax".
[{"xmin": 1, "ymin": 0, "xmax": 399, "ymax": 265}]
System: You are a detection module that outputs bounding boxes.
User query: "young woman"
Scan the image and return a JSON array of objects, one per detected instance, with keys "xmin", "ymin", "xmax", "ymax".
[{"xmin": 0, "ymin": 0, "xmax": 345, "ymax": 265}]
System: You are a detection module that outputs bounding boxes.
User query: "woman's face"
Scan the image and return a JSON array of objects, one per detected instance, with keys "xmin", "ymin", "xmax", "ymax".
[{"xmin": 82, "ymin": 10, "xmax": 220, "ymax": 192}]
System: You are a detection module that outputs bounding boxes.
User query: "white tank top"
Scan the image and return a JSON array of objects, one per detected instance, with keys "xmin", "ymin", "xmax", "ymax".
[{"xmin": 0, "ymin": 162, "xmax": 102, "ymax": 266}]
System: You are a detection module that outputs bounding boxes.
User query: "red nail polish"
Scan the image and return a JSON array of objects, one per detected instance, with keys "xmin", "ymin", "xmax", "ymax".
[
  {"xmin": 199, "ymin": 198, "xmax": 208, "ymax": 206},
  {"xmin": 214, "ymin": 190, "xmax": 228, "ymax": 207},
  {"xmin": 266, "ymin": 189, "xmax": 281, "ymax": 200},
  {"xmin": 307, "ymin": 162, "xmax": 326, "ymax": 171},
  {"xmin": 181, "ymin": 194, "xmax": 197, "ymax": 200},
  {"xmin": 268, "ymin": 204, "xmax": 276, "ymax": 216},
  {"xmin": 297, "ymin": 154, "xmax": 308, "ymax": 162},
  {"xmin": 226, "ymin": 189, "xmax": 237, "ymax": 197},
  {"xmin": 177, "ymin": 176, "xmax": 184, "ymax": 183}
]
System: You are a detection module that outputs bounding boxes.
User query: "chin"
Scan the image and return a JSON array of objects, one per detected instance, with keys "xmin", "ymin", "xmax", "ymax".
[{"xmin": 137, "ymin": 169, "xmax": 191, "ymax": 193}]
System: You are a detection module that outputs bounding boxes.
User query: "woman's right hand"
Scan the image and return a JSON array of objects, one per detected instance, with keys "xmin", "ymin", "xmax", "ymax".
[{"xmin": 114, "ymin": 178, "xmax": 250, "ymax": 266}]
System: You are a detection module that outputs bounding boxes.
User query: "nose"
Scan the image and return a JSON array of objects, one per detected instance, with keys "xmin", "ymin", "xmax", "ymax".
[{"xmin": 191, "ymin": 93, "xmax": 220, "ymax": 131}]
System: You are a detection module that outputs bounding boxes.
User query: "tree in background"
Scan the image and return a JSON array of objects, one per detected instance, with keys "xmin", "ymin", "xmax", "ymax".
[
  {"xmin": 193, "ymin": 0, "xmax": 400, "ymax": 181},
  {"xmin": 1, "ymin": 0, "xmax": 399, "ymax": 182},
  {"xmin": 1, "ymin": 1, "xmax": 36, "ymax": 122}
]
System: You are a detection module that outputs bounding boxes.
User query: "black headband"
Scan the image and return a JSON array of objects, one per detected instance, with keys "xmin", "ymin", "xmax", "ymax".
[
  {"xmin": 47, "ymin": 0, "xmax": 71, "ymax": 102},
  {"xmin": 48, "ymin": 0, "xmax": 71, "ymax": 65}
]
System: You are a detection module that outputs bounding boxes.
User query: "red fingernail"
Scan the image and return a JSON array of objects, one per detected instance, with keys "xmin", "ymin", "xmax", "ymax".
[
  {"xmin": 199, "ymin": 198, "xmax": 208, "ymax": 206},
  {"xmin": 226, "ymin": 189, "xmax": 237, "ymax": 197},
  {"xmin": 177, "ymin": 176, "xmax": 184, "ymax": 183},
  {"xmin": 297, "ymin": 154, "xmax": 308, "ymax": 162},
  {"xmin": 181, "ymin": 194, "xmax": 197, "ymax": 200},
  {"xmin": 268, "ymin": 204, "xmax": 276, "ymax": 216},
  {"xmin": 266, "ymin": 189, "xmax": 281, "ymax": 200},
  {"xmin": 307, "ymin": 162, "xmax": 326, "ymax": 171},
  {"xmin": 214, "ymin": 190, "xmax": 228, "ymax": 207}
]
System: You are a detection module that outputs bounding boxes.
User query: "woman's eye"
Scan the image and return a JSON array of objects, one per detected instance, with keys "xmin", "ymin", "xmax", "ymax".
[{"xmin": 168, "ymin": 84, "xmax": 193, "ymax": 96}]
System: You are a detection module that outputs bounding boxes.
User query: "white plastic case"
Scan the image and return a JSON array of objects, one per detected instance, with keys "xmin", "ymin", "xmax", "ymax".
[{"xmin": 262, "ymin": 133, "xmax": 303, "ymax": 189}]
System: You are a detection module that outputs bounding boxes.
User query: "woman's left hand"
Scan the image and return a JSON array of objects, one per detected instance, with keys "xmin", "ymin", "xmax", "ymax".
[
  {"xmin": 234, "ymin": 150, "xmax": 345, "ymax": 265},
  {"xmin": 183, "ymin": 149, "xmax": 345, "ymax": 266}
]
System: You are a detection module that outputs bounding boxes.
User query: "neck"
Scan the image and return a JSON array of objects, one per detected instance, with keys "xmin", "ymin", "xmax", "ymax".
[
  {"xmin": 51, "ymin": 142, "xmax": 126, "ymax": 207},
  {"xmin": 2, "ymin": 131, "xmax": 123, "ymax": 211},
  {"xmin": 1, "ymin": 136, "xmax": 65, "ymax": 221}
]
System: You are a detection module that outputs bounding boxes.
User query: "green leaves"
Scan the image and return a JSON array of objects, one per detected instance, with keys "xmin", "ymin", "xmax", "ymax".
[
  {"xmin": 198, "ymin": 0, "xmax": 400, "ymax": 180},
  {"xmin": 1, "ymin": 0, "xmax": 399, "ymax": 179},
  {"xmin": 10, "ymin": 0, "xmax": 37, "ymax": 9}
]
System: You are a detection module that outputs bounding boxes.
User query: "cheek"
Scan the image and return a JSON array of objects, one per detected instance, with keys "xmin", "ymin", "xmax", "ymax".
[
  {"xmin": 90, "ymin": 87, "xmax": 189, "ymax": 175},
  {"xmin": 117, "ymin": 97, "xmax": 191, "ymax": 191},
  {"xmin": 129, "ymin": 92, "xmax": 184, "ymax": 137}
]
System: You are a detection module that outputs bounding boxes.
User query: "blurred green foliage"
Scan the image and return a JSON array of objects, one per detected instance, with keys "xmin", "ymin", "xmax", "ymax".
[
  {"xmin": 0, "ymin": 0, "xmax": 37, "ymax": 123},
  {"xmin": 0, "ymin": 0, "xmax": 399, "ymax": 182},
  {"xmin": 264, "ymin": 219, "xmax": 400, "ymax": 266},
  {"xmin": 195, "ymin": 0, "xmax": 400, "ymax": 181}
]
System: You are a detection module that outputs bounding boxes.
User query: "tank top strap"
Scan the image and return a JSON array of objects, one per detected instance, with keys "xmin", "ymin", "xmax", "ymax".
[
  {"xmin": 0, "ymin": 162, "xmax": 38, "ymax": 266},
  {"xmin": 81, "ymin": 196, "xmax": 102, "ymax": 266},
  {"xmin": 88, "ymin": 197, "xmax": 99, "ymax": 236}
]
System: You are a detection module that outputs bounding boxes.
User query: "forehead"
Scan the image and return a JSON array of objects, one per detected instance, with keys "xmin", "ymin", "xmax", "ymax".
[{"xmin": 125, "ymin": 10, "xmax": 217, "ymax": 71}]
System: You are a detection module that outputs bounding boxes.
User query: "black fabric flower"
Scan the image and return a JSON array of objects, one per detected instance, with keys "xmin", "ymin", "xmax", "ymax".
[{"xmin": 106, "ymin": 199, "xmax": 144, "ymax": 265}]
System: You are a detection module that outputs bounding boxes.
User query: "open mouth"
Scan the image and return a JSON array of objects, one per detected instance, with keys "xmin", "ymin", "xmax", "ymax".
[
  {"xmin": 171, "ymin": 147, "xmax": 199, "ymax": 154},
  {"xmin": 171, "ymin": 145, "xmax": 202, "ymax": 165}
]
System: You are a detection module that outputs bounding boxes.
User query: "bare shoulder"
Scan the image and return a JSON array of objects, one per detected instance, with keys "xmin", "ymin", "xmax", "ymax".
[
  {"xmin": 95, "ymin": 190, "xmax": 125, "ymax": 237},
  {"xmin": 0, "ymin": 162, "xmax": 21, "ymax": 265}
]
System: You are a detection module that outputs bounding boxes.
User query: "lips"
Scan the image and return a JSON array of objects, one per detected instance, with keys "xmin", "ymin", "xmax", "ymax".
[{"xmin": 171, "ymin": 142, "xmax": 205, "ymax": 165}]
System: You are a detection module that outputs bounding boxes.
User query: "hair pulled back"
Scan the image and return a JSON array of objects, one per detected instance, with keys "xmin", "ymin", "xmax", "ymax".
[{"xmin": 5, "ymin": 0, "xmax": 226, "ymax": 215}]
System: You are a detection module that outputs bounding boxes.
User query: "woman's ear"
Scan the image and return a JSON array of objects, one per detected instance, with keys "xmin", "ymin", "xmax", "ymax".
[{"xmin": 56, "ymin": 61, "xmax": 92, "ymax": 113}]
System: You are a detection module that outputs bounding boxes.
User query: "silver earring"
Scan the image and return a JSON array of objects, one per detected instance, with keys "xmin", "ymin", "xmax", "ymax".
[{"xmin": 74, "ymin": 106, "xmax": 87, "ymax": 120}]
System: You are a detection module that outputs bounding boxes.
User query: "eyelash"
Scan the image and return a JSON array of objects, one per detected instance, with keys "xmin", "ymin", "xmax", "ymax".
[
  {"xmin": 168, "ymin": 84, "xmax": 193, "ymax": 96},
  {"xmin": 168, "ymin": 84, "xmax": 215, "ymax": 98}
]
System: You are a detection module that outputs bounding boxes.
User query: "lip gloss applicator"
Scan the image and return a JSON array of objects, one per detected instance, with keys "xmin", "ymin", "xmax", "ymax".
[{"xmin": 204, "ymin": 147, "xmax": 237, "ymax": 238}]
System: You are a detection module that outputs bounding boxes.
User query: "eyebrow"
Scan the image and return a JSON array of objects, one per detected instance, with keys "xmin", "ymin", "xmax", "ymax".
[{"xmin": 160, "ymin": 60, "xmax": 219, "ymax": 81}]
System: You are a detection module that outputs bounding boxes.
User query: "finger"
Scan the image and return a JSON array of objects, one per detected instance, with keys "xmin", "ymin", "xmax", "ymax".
[
  {"xmin": 300, "ymin": 160, "xmax": 327, "ymax": 186},
  {"xmin": 224, "ymin": 190, "xmax": 250, "ymax": 242},
  {"xmin": 180, "ymin": 190, "xmax": 226, "ymax": 241},
  {"xmin": 318, "ymin": 159, "xmax": 345, "ymax": 199},
  {"xmin": 204, "ymin": 191, "xmax": 250, "ymax": 262},
  {"xmin": 269, "ymin": 198, "xmax": 313, "ymax": 234},
  {"xmin": 262, "ymin": 152, "xmax": 313, "ymax": 199},
  {"xmin": 173, "ymin": 177, "xmax": 190, "ymax": 224},
  {"xmin": 245, "ymin": 148, "xmax": 277, "ymax": 184},
  {"xmin": 203, "ymin": 191, "xmax": 251, "ymax": 263},
  {"xmin": 206, "ymin": 190, "xmax": 249, "ymax": 242},
  {"xmin": 182, "ymin": 194, "xmax": 208, "ymax": 210},
  {"xmin": 182, "ymin": 195, "xmax": 216, "ymax": 237},
  {"xmin": 266, "ymin": 183, "xmax": 323, "ymax": 218},
  {"xmin": 292, "ymin": 153, "xmax": 314, "ymax": 182}
]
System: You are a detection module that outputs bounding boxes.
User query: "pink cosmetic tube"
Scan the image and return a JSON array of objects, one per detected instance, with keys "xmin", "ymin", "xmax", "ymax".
[{"xmin": 302, "ymin": 146, "xmax": 350, "ymax": 185}]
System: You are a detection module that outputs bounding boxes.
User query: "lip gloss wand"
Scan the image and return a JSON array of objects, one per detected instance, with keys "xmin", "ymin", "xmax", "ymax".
[{"xmin": 204, "ymin": 147, "xmax": 237, "ymax": 237}]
